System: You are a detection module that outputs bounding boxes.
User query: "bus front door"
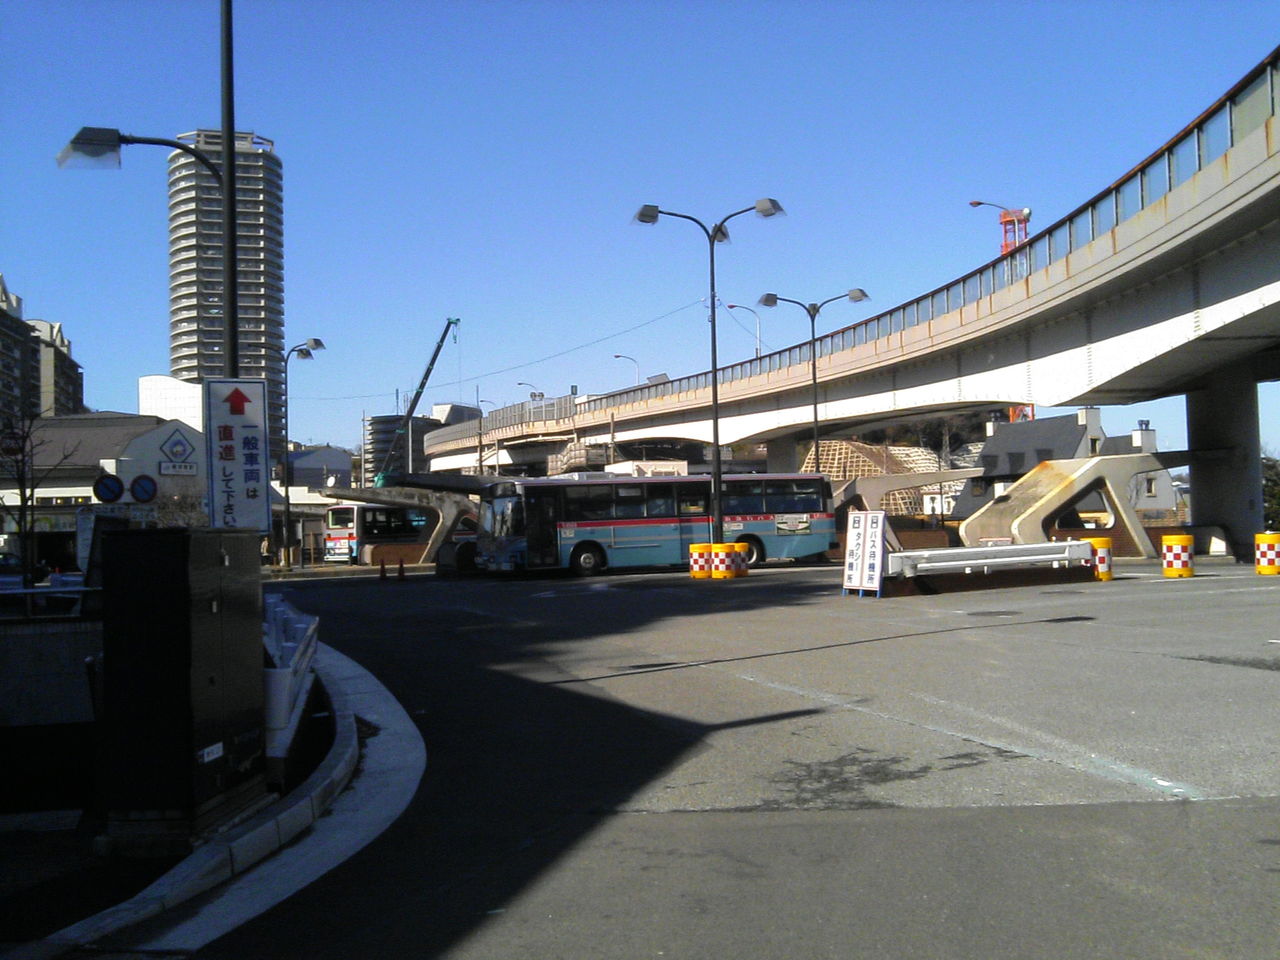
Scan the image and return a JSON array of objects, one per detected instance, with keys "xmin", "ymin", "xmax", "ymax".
[
  {"xmin": 676, "ymin": 486, "xmax": 713, "ymax": 559},
  {"xmin": 524, "ymin": 490, "xmax": 560, "ymax": 568}
]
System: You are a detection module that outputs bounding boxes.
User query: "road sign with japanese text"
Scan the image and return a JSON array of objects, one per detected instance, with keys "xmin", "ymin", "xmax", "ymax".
[
  {"xmin": 203, "ymin": 379, "xmax": 271, "ymax": 533},
  {"xmin": 843, "ymin": 510, "xmax": 887, "ymax": 594}
]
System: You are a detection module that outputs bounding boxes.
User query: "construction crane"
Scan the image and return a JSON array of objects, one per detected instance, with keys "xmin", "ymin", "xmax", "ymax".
[
  {"xmin": 374, "ymin": 317, "xmax": 460, "ymax": 485},
  {"xmin": 968, "ymin": 200, "xmax": 1032, "ymax": 254}
]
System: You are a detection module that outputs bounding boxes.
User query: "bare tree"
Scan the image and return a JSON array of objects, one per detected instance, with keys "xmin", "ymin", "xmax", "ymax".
[{"xmin": 0, "ymin": 412, "xmax": 79, "ymax": 588}]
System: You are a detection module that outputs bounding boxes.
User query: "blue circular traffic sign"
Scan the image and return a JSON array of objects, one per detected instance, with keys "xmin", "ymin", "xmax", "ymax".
[
  {"xmin": 93, "ymin": 474, "xmax": 124, "ymax": 503},
  {"xmin": 130, "ymin": 475, "xmax": 158, "ymax": 504}
]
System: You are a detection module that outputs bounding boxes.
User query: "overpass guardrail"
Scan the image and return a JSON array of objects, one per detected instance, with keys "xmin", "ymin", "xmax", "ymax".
[{"xmin": 425, "ymin": 43, "xmax": 1280, "ymax": 454}]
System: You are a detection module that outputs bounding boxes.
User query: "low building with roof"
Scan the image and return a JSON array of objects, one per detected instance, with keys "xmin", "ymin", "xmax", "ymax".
[{"xmin": 0, "ymin": 412, "xmax": 206, "ymax": 572}]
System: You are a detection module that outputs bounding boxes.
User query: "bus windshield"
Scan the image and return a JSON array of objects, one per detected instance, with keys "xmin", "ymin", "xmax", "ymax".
[
  {"xmin": 480, "ymin": 496, "xmax": 524, "ymax": 538},
  {"xmin": 326, "ymin": 507, "xmax": 355, "ymax": 529}
]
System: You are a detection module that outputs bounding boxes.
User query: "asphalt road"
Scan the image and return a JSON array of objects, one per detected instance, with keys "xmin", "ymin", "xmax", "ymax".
[{"xmin": 134, "ymin": 561, "xmax": 1280, "ymax": 958}]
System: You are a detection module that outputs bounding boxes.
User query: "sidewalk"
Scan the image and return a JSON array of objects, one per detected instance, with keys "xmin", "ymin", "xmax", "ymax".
[
  {"xmin": 0, "ymin": 643, "xmax": 425, "ymax": 959},
  {"xmin": 264, "ymin": 561, "xmax": 435, "ymax": 581}
]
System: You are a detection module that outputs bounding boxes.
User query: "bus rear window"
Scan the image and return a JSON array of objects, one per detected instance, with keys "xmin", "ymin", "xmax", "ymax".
[{"xmin": 327, "ymin": 507, "xmax": 355, "ymax": 529}]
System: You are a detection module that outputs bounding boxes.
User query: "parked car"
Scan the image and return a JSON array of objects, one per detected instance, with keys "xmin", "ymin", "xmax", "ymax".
[{"xmin": 0, "ymin": 553, "xmax": 50, "ymax": 583}]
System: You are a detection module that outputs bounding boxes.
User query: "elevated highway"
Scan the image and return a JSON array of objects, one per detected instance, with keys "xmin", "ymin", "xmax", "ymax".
[{"xmin": 427, "ymin": 45, "xmax": 1280, "ymax": 557}]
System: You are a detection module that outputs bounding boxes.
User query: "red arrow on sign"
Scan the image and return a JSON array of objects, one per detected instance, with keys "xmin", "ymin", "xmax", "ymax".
[{"xmin": 222, "ymin": 388, "xmax": 252, "ymax": 416}]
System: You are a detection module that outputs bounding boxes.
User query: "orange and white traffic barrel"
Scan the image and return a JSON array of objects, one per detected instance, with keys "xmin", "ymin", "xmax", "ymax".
[
  {"xmin": 1085, "ymin": 537, "xmax": 1113, "ymax": 581},
  {"xmin": 1256, "ymin": 532, "xmax": 1280, "ymax": 575},
  {"xmin": 730, "ymin": 541, "xmax": 750, "ymax": 577},
  {"xmin": 710, "ymin": 543, "xmax": 735, "ymax": 579},
  {"xmin": 689, "ymin": 543, "xmax": 712, "ymax": 579},
  {"xmin": 1161, "ymin": 534, "xmax": 1194, "ymax": 578}
]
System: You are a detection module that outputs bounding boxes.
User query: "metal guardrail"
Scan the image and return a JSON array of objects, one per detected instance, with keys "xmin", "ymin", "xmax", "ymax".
[
  {"xmin": 263, "ymin": 595, "xmax": 319, "ymax": 761},
  {"xmin": 887, "ymin": 540, "xmax": 1094, "ymax": 578}
]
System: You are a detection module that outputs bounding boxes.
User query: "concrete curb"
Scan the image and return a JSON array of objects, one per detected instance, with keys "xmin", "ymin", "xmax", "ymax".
[{"xmin": 3, "ymin": 656, "xmax": 360, "ymax": 960}]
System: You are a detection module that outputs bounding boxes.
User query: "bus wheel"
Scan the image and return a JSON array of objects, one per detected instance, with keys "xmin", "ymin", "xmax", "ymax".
[
  {"xmin": 455, "ymin": 541, "xmax": 477, "ymax": 574},
  {"xmin": 570, "ymin": 544, "xmax": 605, "ymax": 577},
  {"xmin": 737, "ymin": 536, "xmax": 765, "ymax": 567}
]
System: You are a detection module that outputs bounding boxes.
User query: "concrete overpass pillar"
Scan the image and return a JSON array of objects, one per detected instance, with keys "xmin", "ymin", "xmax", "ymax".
[
  {"xmin": 1186, "ymin": 367, "xmax": 1262, "ymax": 561},
  {"xmin": 766, "ymin": 439, "xmax": 801, "ymax": 473}
]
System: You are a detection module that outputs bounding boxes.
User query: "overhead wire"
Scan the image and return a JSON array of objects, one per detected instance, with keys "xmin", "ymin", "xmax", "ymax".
[{"xmin": 294, "ymin": 298, "xmax": 705, "ymax": 402}]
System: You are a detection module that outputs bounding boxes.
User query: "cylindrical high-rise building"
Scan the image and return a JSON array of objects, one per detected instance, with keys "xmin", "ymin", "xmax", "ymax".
[{"xmin": 167, "ymin": 130, "xmax": 284, "ymax": 451}]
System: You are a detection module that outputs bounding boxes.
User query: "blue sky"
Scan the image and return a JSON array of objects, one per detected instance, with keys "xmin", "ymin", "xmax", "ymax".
[{"xmin": 5, "ymin": 0, "xmax": 1280, "ymax": 454}]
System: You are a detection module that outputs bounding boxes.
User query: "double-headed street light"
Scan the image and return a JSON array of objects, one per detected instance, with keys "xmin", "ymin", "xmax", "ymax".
[
  {"xmin": 282, "ymin": 338, "xmax": 325, "ymax": 568},
  {"xmin": 758, "ymin": 289, "xmax": 869, "ymax": 469},
  {"xmin": 635, "ymin": 198, "xmax": 784, "ymax": 543}
]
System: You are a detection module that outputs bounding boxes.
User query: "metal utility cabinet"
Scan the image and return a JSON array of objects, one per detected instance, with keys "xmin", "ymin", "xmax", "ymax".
[{"xmin": 99, "ymin": 528, "xmax": 266, "ymax": 853}]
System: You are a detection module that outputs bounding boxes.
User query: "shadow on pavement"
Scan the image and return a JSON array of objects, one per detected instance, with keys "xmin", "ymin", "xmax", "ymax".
[{"xmin": 190, "ymin": 571, "xmax": 835, "ymax": 957}]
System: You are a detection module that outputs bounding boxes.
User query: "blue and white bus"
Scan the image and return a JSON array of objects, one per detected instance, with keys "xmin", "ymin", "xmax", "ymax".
[{"xmin": 476, "ymin": 473, "xmax": 836, "ymax": 575}]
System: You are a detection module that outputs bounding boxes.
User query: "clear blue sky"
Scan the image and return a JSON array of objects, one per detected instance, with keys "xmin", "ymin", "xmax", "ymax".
[{"xmin": 5, "ymin": 1, "xmax": 1280, "ymax": 454}]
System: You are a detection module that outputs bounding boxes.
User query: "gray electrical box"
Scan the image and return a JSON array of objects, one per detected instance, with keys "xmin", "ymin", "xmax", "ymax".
[{"xmin": 99, "ymin": 528, "xmax": 266, "ymax": 853}]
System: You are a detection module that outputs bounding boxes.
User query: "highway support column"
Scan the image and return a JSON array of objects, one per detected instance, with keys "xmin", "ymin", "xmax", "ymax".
[
  {"xmin": 1186, "ymin": 368, "xmax": 1262, "ymax": 562},
  {"xmin": 765, "ymin": 438, "xmax": 802, "ymax": 474}
]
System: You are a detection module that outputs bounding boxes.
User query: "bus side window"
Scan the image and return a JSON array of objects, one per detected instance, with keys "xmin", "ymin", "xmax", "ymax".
[
  {"xmin": 615, "ymin": 485, "xmax": 645, "ymax": 519},
  {"xmin": 765, "ymin": 481, "xmax": 801, "ymax": 513},
  {"xmin": 564, "ymin": 485, "xmax": 614, "ymax": 521},
  {"xmin": 645, "ymin": 484, "xmax": 675, "ymax": 519},
  {"xmin": 792, "ymin": 479, "xmax": 824, "ymax": 512},
  {"xmin": 765, "ymin": 480, "xmax": 824, "ymax": 513},
  {"xmin": 724, "ymin": 480, "xmax": 764, "ymax": 515},
  {"xmin": 678, "ymin": 489, "xmax": 708, "ymax": 515}
]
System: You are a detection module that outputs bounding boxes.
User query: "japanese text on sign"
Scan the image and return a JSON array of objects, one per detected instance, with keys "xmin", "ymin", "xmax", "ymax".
[
  {"xmin": 843, "ymin": 510, "xmax": 887, "ymax": 593},
  {"xmin": 203, "ymin": 380, "xmax": 271, "ymax": 533}
]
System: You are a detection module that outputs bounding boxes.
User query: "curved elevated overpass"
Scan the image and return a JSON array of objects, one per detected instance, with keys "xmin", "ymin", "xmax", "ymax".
[{"xmin": 428, "ymin": 45, "xmax": 1280, "ymax": 556}]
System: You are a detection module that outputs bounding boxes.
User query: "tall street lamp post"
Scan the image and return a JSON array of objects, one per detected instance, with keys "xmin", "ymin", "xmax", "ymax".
[
  {"xmin": 758, "ymin": 289, "xmax": 869, "ymax": 469},
  {"xmin": 475, "ymin": 393, "xmax": 495, "ymax": 474},
  {"xmin": 282, "ymin": 338, "xmax": 324, "ymax": 568},
  {"xmin": 613, "ymin": 354, "xmax": 640, "ymax": 385},
  {"xmin": 635, "ymin": 198, "xmax": 784, "ymax": 543},
  {"xmin": 59, "ymin": 0, "xmax": 240, "ymax": 375},
  {"xmin": 58, "ymin": 126, "xmax": 241, "ymax": 376},
  {"xmin": 724, "ymin": 303, "xmax": 763, "ymax": 358}
]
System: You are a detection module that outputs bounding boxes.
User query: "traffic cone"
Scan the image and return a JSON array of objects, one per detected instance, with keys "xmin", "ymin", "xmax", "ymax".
[
  {"xmin": 398, "ymin": 559, "xmax": 405, "ymax": 580},
  {"xmin": 379, "ymin": 559, "xmax": 387, "ymax": 580}
]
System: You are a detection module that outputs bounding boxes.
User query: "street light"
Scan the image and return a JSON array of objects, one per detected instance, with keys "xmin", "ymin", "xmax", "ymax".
[
  {"xmin": 613, "ymin": 354, "xmax": 640, "ymax": 385},
  {"xmin": 60, "ymin": 0, "xmax": 241, "ymax": 370},
  {"xmin": 58, "ymin": 126, "xmax": 241, "ymax": 376},
  {"xmin": 281, "ymin": 338, "xmax": 325, "ymax": 568},
  {"xmin": 475, "ymin": 396, "xmax": 496, "ymax": 474},
  {"xmin": 724, "ymin": 303, "xmax": 763, "ymax": 358},
  {"xmin": 759, "ymin": 289, "xmax": 869, "ymax": 470},
  {"xmin": 969, "ymin": 200, "xmax": 1032, "ymax": 255},
  {"xmin": 516, "ymin": 381, "xmax": 545, "ymax": 400},
  {"xmin": 635, "ymin": 198, "xmax": 784, "ymax": 543}
]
